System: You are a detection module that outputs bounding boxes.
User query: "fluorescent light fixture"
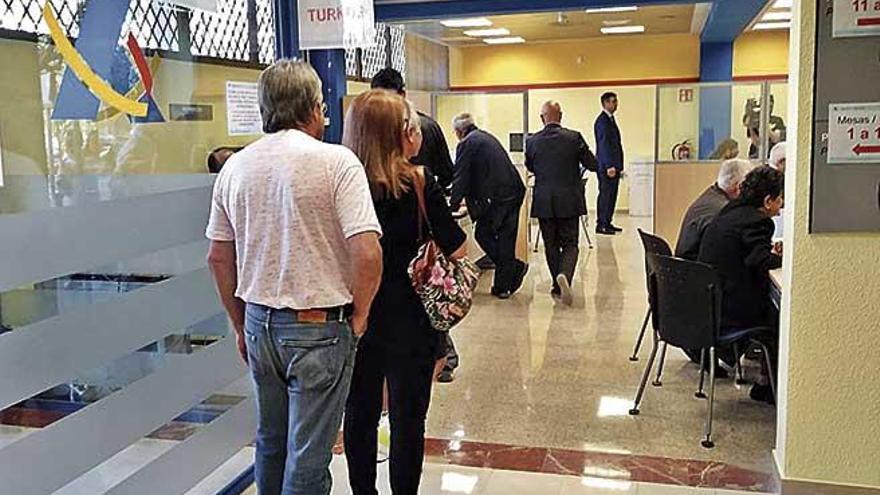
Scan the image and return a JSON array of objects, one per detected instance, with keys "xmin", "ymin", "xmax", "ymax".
[
  {"xmin": 753, "ymin": 21, "xmax": 791, "ymax": 30},
  {"xmin": 600, "ymin": 25, "xmax": 645, "ymax": 34},
  {"xmin": 440, "ymin": 17, "xmax": 492, "ymax": 28},
  {"xmin": 602, "ymin": 19, "xmax": 632, "ymax": 26},
  {"xmin": 586, "ymin": 6, "xmax": 638, "ymax": 13},
  {"xmin": 463, "ymin": 28, "xmax": 510, "ymax": 37},
  {"xmin": 763, "ymin": 11, "xmax": 792, "ymax": 21},
  {"xmin": 774, "ymin": 0, "xmax": 792, "ymax": 7},
  {"xmin": 483, "ymin": 36, "xmax": 526, "ymax": 44}
]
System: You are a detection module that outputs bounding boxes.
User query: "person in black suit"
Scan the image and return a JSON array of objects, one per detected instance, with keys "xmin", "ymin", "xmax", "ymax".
[
  {"xmin": 526, "ymin": 101, "xmax": 598, "ymax": 305},
  {"xmin": 698, "ymin": 166, "xmax": 784, "ymax": 404},
  {"xmin": 370, "ymin": 68, "xmax": 460, "ymax": 382},
  {"xmin": 370, "ymin": 68, "xmax": 454, "ymax": 189},
  {"xmin": 593, "ymin": 92, "xmax": 625, "ymax": 235},
  {"xmin": 450, "ymin": 113, "xmax": 528, "ymax": 299}
]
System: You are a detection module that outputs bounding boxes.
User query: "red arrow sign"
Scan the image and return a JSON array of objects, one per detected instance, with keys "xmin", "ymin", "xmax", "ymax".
[
  {"xmin": 852, "ymin": 143, "xmax": 880, "ymax": 155},
  {"xmin": 857, "ymin": 17, "xmax": 880, "ymax": 26}
]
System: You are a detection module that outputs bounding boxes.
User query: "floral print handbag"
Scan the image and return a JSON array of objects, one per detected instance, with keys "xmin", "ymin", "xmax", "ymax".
[{"xmin": 408, "ymin": 171, "xmax": 480, "ymax": 332}]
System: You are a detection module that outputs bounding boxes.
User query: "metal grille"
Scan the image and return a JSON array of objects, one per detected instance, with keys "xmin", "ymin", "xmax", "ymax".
[
  {"xmin": 1, "ymin": 0, "xmax": 83, "ymax": 37},
  {"xmin": 360, "ymin": 22, "xmax": 387, "ymax": 80},
  {"xmin": 345, "ymin": 47, "xmax": 358, "ymax": 78},
  {"xmin": 122, "ymin": 0, "xmax": 178, "ymax": 52},
  {"xmin": 189, "ymin": 0, "xmax": 249, "ymax": 61},
  {"xmin": 255, "ymin": 0, "xmax": 274, "ymax": 64},
  {"xmin": 389, "ymin": 24, "xmax": 406, "ymax": 78}
]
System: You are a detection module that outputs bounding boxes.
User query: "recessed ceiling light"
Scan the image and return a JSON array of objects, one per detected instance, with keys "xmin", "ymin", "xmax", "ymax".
[
  {"xmin": 600, "ymin": 25, "xmax": 646, "ymax": 34},
  {"xmin": 602, "ymin": 19, "xmax": 632, "ymax": 26},
  {"xmin": 440, "ymin": 17, "xmax": 492, "ymax": 28},
  {"xmin": 753, "ymin": 21, "xmax": 791, "ymax": 30},
  {"xmin": 773, "ymin": 0, "xmax": 792, "ymax": 7},
  {"xmin": 586, "ymin": 6, "xmax": 638, "ymax": 14},
  {"xmin": 762, "ymin": 11, "xmax": 792, "ymax": 21},
  {"xmin": 463, "ymin": 28, "xmax": 511, "ymax": 37},
  {"xmin": 483, "ymin": 36, "xmax": 526, "ymax": 44}
]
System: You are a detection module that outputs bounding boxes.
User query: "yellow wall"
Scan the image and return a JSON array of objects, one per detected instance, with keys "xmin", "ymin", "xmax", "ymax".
[
  {"xmin": 0, "ymin": 38, "xmax": 48, "ymax": 176},
  {"xmin": 449, "ymin": 34, "xmax": 700, "ymax": 88},
  {"xmin": 733, "ymin": 30, "xmax": 790, "ymax": 79},
  {"xmin": 776, "ymin": 0, "xmax": 880, "ymax": 488}
]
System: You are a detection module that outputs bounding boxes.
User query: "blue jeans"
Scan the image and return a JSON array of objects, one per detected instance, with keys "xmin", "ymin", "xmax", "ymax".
[{"xmin": 244, "ymin": 303, "xmax": 357, "ymax": 495}]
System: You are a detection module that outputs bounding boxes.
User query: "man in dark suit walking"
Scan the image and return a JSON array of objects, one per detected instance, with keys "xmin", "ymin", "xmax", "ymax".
[
  {"xmin": 450, "ymin": 113, "xmax": 528, "ymax": 299},
  {"xmin": 526, "ymin": 101, "xmax": 597, "ymax": 305},
  {"xmin": 594, "ymin": 92, "xmax": 625, "ymax": 235}
]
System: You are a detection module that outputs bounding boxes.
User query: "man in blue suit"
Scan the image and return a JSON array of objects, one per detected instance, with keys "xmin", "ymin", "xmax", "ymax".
[{"xmin": 594, "ymin": 92, "xmax": 625, "ymax": 235}]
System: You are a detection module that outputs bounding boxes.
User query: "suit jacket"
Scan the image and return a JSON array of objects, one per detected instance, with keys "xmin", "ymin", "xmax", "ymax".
[
  {"xmin": 674, "ymin": 184, "xmax": 730, "ymax": 261},
  {"xmin": 594, "ymin": 111, "xmax": 624, "ymax": 173},
  {"xmin": 525, "ymin": 123, "xmax": 597, "ymax": 219},
  {"xmin": 450, "ymin": 127, "xmax": 525, "ymax": 219},
  {"xmin": 697, "ymin": 202, "xmax": 782, "ymax": 330},
  {"xmin": 412, "ymin": 111, "xmax": 454, "ymax": 190}
]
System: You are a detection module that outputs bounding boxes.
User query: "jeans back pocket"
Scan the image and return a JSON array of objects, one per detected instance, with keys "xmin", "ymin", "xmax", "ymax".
[{"xmin": 275, "ymin": 327, "xmax": 348, "ymax": 392}]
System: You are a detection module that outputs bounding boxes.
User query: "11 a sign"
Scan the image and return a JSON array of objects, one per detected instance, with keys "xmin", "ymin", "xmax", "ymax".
[
  {"xmin": 828, "ymin": 103, "xmax": 880, "ymax": 164},
  {"xmin": 833, "ymin": 0, "xmax": 880, "ymax": 37}
]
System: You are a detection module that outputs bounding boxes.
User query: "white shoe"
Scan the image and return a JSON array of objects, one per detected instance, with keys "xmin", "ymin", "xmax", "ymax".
[
  {"xmin": 377, "ymin": 412, "xmax": 390, "ymax": 463},
  {"xmin": 556, "ymin": 274, "xmax": 573, "ymax": 306}
]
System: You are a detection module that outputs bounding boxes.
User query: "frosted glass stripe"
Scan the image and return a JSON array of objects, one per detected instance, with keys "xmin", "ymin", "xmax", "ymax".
[
  {"xmin": 0, "ymin": 268, "xmax": 222, "ymax": 411},
  {"xmin": 106, "ymin": 398, "xmax": 256, "ymax": 495},
  {"xmin": 0, "ymin": 186, "xmax": 212, "ymax": 293},
  {"xmin": 0, "ymin": 338, "xmax": 246, "ymax": 495}
]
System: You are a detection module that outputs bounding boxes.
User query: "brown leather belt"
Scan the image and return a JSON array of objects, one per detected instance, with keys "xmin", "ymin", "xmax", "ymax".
[{"xmin": 285, "ymin": 304, "xmax": 353, "ymax": 324}]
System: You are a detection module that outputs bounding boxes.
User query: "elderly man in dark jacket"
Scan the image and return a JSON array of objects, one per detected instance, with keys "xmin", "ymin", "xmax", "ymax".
[{"xmin": 526, "ymin": 101, "xmax": 597, "ymax": 305}]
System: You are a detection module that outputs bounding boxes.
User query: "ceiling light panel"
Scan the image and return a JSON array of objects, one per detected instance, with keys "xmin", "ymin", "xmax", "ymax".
[
  {"xmin": 483, "ymin": 36, "xmax": 526, "ymax": 44},
  {"xmin": 463, "ymin": 28, "xmax": 511, "ymax": 37},
  {"xmin": 773, "ymin": 0, "xmax": 792, "ymax": 8},
  {"xmin": 753, "ymin": 21, "xmax": 791, "ymax": 30},
  {"xmin": 440, "ymin": 18, "xmax": 492, "ymax": 28},
  {"xmin": 586, "ymin": 6, "xmax": 638, "ymax": 13},
  {"xmin": 600, "ymin": 25, "xmax": 646, "ymax": 34},
  {"xmin": 763, "ymin": 11, "xmax": 792, "ymax": 21}
]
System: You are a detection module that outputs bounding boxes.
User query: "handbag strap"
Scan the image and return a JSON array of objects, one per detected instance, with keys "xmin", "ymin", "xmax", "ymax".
[{"xmin": 412, "ymin": 167, "xmax": 433, "ymax": 241}]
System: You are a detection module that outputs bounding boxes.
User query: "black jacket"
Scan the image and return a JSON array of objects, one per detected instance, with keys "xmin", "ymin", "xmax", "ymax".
[
  {"xmin": 412, "ymin": 111, "xmax": 454, "ymax": 190},
  {"xmin": 366, "ymin": 173, "xmax": 467, "ymax": 358},
  {"xmin": 594, "ymin": 112, "xmax": 624, "ymax": 173},
  {"xmin": 525, "ymin": 123, "xmax": 597, "ymax": 219},
  {"xmin": 450, "ymin": 126, "xmax": 525, "ymax": 219},
  {"xmin": 697, "ymin": 202, "xmax": 782, "ymax": 330},
  {"xmin": 674, "ymin": 184, "xmax": 730, "ymax": 261}
]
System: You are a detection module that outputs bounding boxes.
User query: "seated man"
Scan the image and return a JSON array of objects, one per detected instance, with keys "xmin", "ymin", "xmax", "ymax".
[
  {"xmin": 698, "ymin": 166, "xmax": 784, "ymax": 404},
  {"xmin": 675, "ymin": 159, "xmax": 751, "ymax": 261}
]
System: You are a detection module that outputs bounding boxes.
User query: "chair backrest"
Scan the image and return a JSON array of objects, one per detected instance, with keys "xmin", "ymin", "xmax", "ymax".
[
  {"xmin": 652, "ymin": 255, "xmax": 721, "ymax": 350},
  {"xmin": 637, "ymin": 229, "xmax": 673, "ymax": 276}
]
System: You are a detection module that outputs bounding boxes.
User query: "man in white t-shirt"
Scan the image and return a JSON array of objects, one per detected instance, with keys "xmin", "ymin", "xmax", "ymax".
[{"xmin": 206, "ymin": 59, "xmax": 382, "ymax": 495}]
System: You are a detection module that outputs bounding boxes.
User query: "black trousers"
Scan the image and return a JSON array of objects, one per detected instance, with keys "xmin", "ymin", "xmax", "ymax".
[
  {"xmin": 443, "ymin": 333, "xmax": 458, "ymax": 372},
  {"xmin": 597, "ymin": 173, "xmax": 620, "ymax": 228},
  {"xmin": 539, "ymin": 217, "xmax": 580, "ymax": 286},
  {"xmin": 344, "ymin": 343, "xmax": 434, "ymax": 495},
  {"xmin": 474, "ymin": 198, "xmax": 523, "ymax": 292}
]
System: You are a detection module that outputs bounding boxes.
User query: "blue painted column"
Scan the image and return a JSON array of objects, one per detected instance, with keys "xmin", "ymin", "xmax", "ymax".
[
  {"xmin": 698, "ymin": 42, "xmax": 733, "ymax": 159},
  {"xmin": 310, "ymin": 49, "xmax": 347, "ymax": 144},
  {"xmin": 274, "ymin": 0, "xmax": 300, "ymax": 58}
]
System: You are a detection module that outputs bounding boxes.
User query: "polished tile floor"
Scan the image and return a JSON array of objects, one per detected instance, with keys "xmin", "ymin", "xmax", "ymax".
[{"xmin": 425, "ymin": 216, "xmax": 777, "ymax": 476}]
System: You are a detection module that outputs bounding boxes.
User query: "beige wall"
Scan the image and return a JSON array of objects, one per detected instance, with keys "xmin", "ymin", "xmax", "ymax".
[
  {"xmin": 405, "ymin": 33, "xmax": 449, "ymax": 91},
  {"xmin": 0, "ymin": 38, "xmax": 48, "ymax": 176},
  {"xmin": 776, "ymin": 0, "xmax": 880, "ymax": 488}
]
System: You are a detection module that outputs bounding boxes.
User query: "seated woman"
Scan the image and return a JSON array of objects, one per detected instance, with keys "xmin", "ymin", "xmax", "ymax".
[{"xmin": 698, "ymin": 166, "xmax": 784, "ymax": 404}]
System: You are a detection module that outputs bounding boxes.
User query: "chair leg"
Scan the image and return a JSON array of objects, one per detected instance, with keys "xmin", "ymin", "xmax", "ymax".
[
  {"xmin": 757, "ymin": 341, "xmax": 777, "ymax": 403},
  {"xmin": 629, "ymin": 333, "xmax": 661, "ymax": 416},
  {"xmin": 702, "ymin": 347, "xmax": 717, "ymax": 449},
  {"xmin": 581, "ymin": 215, "xmax": 594, "ymax": 249},
  {"xmin": 629, "ymin": 308, "xmax": 651, "ymax": 362},
  {"xmin": 695, "ymin": 348, "xmax": 707, "ymax": 399},
  {"xmin": 733, "ymin": 342, "xmax": 748, "ymax": 385},
  {"xmin": 652, "ymin": 341, "xmax": 668, "ymax": 387}
]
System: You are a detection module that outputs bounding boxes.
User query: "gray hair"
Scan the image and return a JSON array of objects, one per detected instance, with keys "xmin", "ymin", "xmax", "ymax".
[
  {"xmin": 717, "ymin": 158, "xmax": 751, "ymax": 191},
  {"xmin": 405, "ymin": 100, "xmax": 421, "ymax": 133},
  {"xmin": 452, "ymin": 113, "xmax": 476, "ymax": 133},
  {"xmin": 258, "ymin": 59, "xmax": 323, "ymax": 134},
  {"xmin": 769, "ymin": 141, "xmax": 786, "ymax": 169}
]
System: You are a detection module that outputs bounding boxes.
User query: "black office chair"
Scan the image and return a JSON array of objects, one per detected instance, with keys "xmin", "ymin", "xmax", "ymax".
[
  {"xmin": 628, "ymin": 255, "xmax": 776, "ymax": 448},
  {"xmin": 629, "ymin": 229, "xmax": 672, "ymax": 372}
]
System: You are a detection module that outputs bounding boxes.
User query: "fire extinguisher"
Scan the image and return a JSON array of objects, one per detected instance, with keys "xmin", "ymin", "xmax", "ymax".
[{"xmin": 672, "ymin": 140, "xmax": 692, "ymax": 161}]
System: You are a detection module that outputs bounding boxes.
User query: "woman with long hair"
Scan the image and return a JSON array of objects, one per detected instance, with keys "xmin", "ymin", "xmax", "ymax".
[{"xmin": 342, "ymin": 90, "xmax": 467, "ymax": 494}]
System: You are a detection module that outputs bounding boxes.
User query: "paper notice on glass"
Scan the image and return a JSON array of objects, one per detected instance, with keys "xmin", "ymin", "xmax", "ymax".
[
  {"xmin": 226, "ymin": 81, "xmax": 262, "ymax": 136},
  {"xmin": 298, "ymin": 0, "xmax": 376, "ymax": 50},
  {"xmin": 158, "ymin": 0, "xmax": 217, "ymax": 13}
]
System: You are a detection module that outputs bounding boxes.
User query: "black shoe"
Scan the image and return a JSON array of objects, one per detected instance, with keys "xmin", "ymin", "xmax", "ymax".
[
  {"xmin": 610, "ymin": 225, "xmax": 623, "ymax": 232},
  {"xmin": 510, "ymin": 262, "xmax": 529, "ymax": 294},
  {"xmin": 437, "ymin": 369, "xmax": 455, "ymax": 383},
  {"xmin": 551, "ymin": 285, "xmax": 561, "ymax": 297},
  {"xmin": 596, "ymin": 226, "xmax": 616, "ymax": 235},
  {"xmin": 475, "ymin": 255, "xmax": 495, "ymax": 271},
  {"xmin": 749, "ymin": 384, "xmax": 775, "ymax": 405},
  {"xmin": 491, "ymin": 287, "xmax": 512, "ymax": 299}
]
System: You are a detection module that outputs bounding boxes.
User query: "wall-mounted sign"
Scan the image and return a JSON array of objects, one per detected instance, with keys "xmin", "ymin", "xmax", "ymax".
[
  {"xmin": 828, "ymin": 102, "xmax": 880, "ymax": 164},
  {"xmin": 225, "ymin": 81, "xmax": 262, "ymax": 136},
  {"xmin": 833, "ymin": 0, "xmax": 880, "ymax": 38},
  {"xmin": 169, "ymin": 103, "xmax": 214, "ymax": 122},
  {"xmin": 298, "ymin": 0, "xmax": 376, "ymax": 50},
  {"xmin": 159, "ymin": 0, "xmax": 217, "ymax": 12},
  {"xmin": 678, "ymin": 88, "xmax": 694, "ymax": 103}
]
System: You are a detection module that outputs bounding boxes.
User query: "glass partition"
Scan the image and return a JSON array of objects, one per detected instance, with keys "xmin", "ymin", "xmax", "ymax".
[
  {"xmin": 655, "ymin": 80, "xmax": 785, "ymax": 163},
  {"xmin": 433, "ymin": 92, "xmax": 527, "ymax": 164}
]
